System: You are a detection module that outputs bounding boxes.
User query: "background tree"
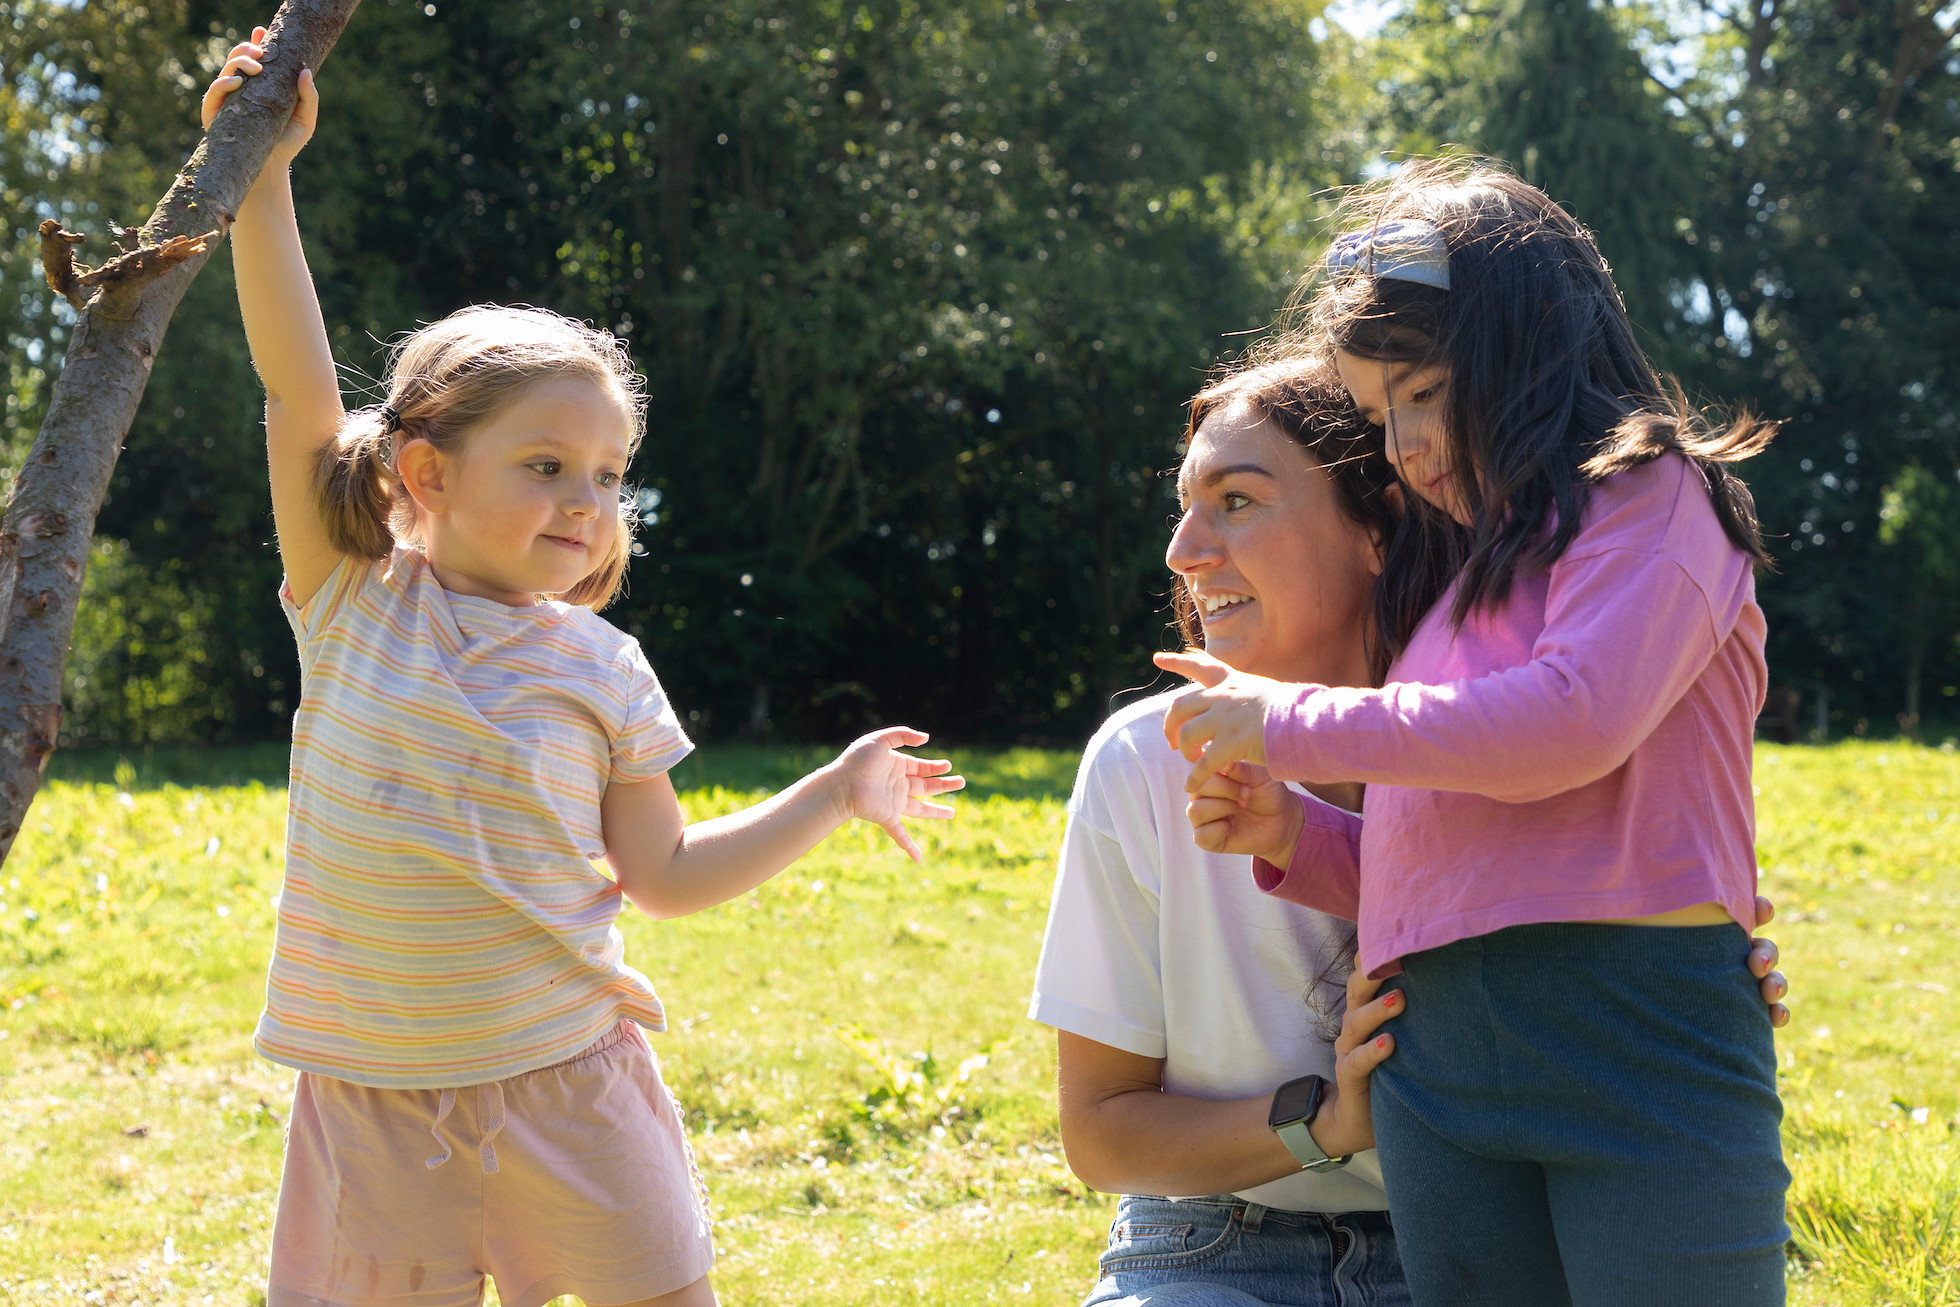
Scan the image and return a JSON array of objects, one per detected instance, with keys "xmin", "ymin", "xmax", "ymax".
[{"xmin": 5, "ymin": 0, "xmax": 1955, "ymax": 749}]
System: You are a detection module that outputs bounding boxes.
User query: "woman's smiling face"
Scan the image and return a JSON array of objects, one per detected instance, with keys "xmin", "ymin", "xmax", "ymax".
[{"xmin": 1166, "ymin": 401, "xmax": 1381, "ymax": 684}]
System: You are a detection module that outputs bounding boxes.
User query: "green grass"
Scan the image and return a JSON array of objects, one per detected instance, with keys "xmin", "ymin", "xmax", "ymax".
[{"xmin": 1, "ymin": 740, "xmax": 1955, "ymax": 1304}]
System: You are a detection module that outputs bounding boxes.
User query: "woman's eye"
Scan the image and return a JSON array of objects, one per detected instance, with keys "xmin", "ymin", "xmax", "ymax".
[
  {"xmin": 1409, "ymin": 386, "xmax": 1439, "ymax": 405},
  {"xmin": 1222, "ymin": 491, "xmax": 1252, "ymax": 511}
]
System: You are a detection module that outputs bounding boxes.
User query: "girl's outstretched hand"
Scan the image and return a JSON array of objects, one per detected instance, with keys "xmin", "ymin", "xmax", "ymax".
[
  {"xmin": 1154, "ymin": 649, "xmax": 1293, "ymax": 792},
  {"xmin": 201, "ymin": 27, "xmax": 317, "ymax": 166},
  {"xmin": 830, "ymin": 728, "xmax": 964, "ymax": 861},
  {"xmin": 1185, "ymin": 761, "xmax": 1303, "ymax": 865}
]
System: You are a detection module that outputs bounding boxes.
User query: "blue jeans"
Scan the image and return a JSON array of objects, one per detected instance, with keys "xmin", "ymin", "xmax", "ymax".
[
  {"xmin": 1082, "ymin": 1194, "xmax": 1410, "ymax": 1307},
  {"xmin": 1373, "ymin": 923, "xmax": 1789, "ymax": 1307}
]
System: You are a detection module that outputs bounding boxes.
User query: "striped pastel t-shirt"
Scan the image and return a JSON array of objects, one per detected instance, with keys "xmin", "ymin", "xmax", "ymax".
[{"xmin": 255, "ymin": 546, "xmax": 690, "ymax": 1088}]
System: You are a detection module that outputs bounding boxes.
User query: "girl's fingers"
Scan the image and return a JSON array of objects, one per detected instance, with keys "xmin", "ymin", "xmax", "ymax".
[
  {"xmin": 1748, "ymin": 936, "xmax": 1779, "ymax": 977},
  {"xmin": 1183, "ymin": 747, "xmax": 1237, "ymax": 795},
  {"xmin": 907, "ymin": 756, "xmax": 955, "ymax": 776},
  {"xmin": 868, "ymin": 725, "xmax": 930, "ymax": 750},
  {"xmin": 1192, "ymin": 770, "xmax": 1246, "ymax": 803},
  {"xmin": 1186, "ymin": 796, "xmax": 1243, "ymax": 828},
  {"xmin": 1153, "ymin": 648, "xmax": 1232, "ymax": 687},
  {"xmin": 1191, "ymin": 818, "xmax": 1233, "ymax": 853},
  {"xmin": 225, "ymin": 54, "xmax": 264, "ymax": 77},
  {"xmin": 1758, "ymin": 969, "xmax": 1787, "ymax": 1004},
  {"xmin": 200, "ymin": 79, "xmax": 240, "ymax": 127},
  {"xmin": 1754, "ymin": 893, "xmax": 1775, "ymax": 927},
  {"xmin": 904, "ymin": 799, "xmax": 957, "ymax": 820},
  {"xmin": 879, "ymin": 820, "xmax": 923, "ymax": 862},
  {"xmin": 1768, "ymin": 1003, "xmax": 1790, "ymax": 1030},
  {"xmin": 912, "ymin": 774, "xmax": 964, "ymax": 795}
]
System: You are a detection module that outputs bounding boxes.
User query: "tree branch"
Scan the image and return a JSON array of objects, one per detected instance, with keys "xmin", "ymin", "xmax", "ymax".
[{"xmin": 0, "ymin": 0, "xmax": 365, "ymax": 863}]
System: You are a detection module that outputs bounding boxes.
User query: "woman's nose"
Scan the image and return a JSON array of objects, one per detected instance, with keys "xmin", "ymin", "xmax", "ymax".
[{"xmin": 1165, "ymin": 509, "xmax": 1219, "ymax": 576}]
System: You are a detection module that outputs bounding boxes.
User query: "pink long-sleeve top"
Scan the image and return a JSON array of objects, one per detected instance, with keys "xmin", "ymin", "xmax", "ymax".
[{"xmin": 1254, "ymin": 453, "xmax": 1767, "ymax": 979}]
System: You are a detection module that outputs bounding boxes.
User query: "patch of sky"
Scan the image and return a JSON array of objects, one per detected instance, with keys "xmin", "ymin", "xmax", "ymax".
[{"xmin": 1323, "ymin": 0, "xmax": 1400, "ymax": 38}]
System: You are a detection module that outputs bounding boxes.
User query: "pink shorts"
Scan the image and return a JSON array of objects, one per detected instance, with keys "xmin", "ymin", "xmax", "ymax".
[{"xmin": 268, "ymin": 1021, "xmax": 713, "ymax": 1307}]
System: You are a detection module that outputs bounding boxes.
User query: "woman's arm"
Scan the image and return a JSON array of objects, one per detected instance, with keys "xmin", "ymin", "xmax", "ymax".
[
  {"xmin": 1056, "ymin": 973, "xmax": 1398, "ymax": 1197},
  {"xmin": 203, "ymin": 32, "xmax": 344, "ymax": 607},
  {"xmin": 600, "ymin": 728, "xmax": 960, "ymax": 919}
]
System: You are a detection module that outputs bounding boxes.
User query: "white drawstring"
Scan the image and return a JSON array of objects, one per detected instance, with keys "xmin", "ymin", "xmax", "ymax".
[
  {"xmin": 425, "ymin": 1087, "xmax": 458, "ymax": 1170},
  {"xmin": 478, "ymin": 1082, "xmax": 506, "ymax": 1176},
  {"xmin": 424, "ymin": 1083, "xmax": 505, "ymax": 1174}
]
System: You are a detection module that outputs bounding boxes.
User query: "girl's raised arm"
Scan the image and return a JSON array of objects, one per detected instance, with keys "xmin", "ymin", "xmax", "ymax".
[{"xmin": 202, "ymin": 31, "xmax": 344, "ymax": 608}]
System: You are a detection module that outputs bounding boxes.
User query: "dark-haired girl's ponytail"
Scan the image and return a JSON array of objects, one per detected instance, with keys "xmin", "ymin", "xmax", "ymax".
[
  {"xmin": 313, "ymin": 410, "xmax": 402, "ymax": 561},
  {"xmin": 1585, "ymin": 397, "xmax": 1778, "ymax": 571}
]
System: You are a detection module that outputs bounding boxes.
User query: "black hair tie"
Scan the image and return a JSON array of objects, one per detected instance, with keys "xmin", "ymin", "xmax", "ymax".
[{"xmin": 379, "ymin": 404, "xmax": 402, "ymax": 434}]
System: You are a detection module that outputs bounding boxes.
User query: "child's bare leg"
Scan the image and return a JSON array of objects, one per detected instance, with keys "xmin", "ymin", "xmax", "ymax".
[{"xmin": 607, "ymin": 1274, "xmax": 717, "ymax": 1307}]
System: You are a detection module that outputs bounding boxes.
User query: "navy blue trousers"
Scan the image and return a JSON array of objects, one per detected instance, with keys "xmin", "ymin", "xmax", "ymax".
[{"xmin": 1373, "ymin": 923, "xmax": 1789, "ymax": 1307}]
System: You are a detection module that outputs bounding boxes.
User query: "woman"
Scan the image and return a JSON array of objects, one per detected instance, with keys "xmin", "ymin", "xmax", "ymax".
[{"xmin": 1028, "ymin": 360, "xmax": 1789, "ymax": 1307}]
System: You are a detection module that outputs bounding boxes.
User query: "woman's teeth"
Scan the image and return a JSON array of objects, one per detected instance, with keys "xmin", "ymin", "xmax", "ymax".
[{"xmin": 1200, "ymin": 593, "xmax": 1251, "ymax": 616}]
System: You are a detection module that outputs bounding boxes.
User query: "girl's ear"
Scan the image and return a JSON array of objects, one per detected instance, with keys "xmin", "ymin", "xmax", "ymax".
[{"xmin": 394, "ymin": 438, "xmax": 450, "ymax": 516}]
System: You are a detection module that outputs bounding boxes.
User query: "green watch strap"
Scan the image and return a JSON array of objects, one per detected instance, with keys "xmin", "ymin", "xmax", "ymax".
[{"xmin": 1274, "ymin": 1117, "xmax": 1352, "ymax": 1173}]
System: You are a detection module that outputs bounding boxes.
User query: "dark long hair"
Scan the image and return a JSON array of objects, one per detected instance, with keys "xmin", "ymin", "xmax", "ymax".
[
  {"xmin": 1171, "ymin": 359, "xmax": 1401, "ymax": 682},
  {"xmin": 1295, "ymin": 158, "xmax": 1774, "ymax": 662}
]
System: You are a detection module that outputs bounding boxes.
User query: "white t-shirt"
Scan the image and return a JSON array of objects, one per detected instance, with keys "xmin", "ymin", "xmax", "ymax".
[{"xmin": 1029, "ymin": 690, "xmax": 1389, "ymax": 1212}]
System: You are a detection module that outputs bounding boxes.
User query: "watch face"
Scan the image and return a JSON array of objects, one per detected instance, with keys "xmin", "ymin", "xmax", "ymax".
[{"xmin": 1268, "ymin": 1075, "xmax": 1325, "ymax": 1129}]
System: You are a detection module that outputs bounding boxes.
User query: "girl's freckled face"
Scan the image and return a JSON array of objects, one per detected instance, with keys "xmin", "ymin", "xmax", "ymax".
[
  {"xmin": 421, "ymin": 377, "xmax": 633, "ymax": 605},
  {"xmin": 1165, "ymin": 405, "xmax": 1380, "ymax": 683},
  {"xmin": 1333, "ymin": 350, "xmax": 1468, "ymax": 525}
]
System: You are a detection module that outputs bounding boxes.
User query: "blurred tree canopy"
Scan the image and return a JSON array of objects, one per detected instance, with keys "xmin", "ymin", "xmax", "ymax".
[{"xmin": 4, "ymin": 0, "xmax": 1956, "ymax": 745}]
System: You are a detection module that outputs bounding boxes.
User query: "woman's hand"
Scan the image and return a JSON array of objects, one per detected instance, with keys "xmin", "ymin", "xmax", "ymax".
[
  {"xmin": 1306, "ymin": 970, "xmax": 1402, "ymax": 1159},
  {"xmin": 826, "ymin": 727, "xmax": 964, "ymax": 861},
  {"xmin": 1751, "ymin": 894, "xmax": 1790, "ymax": 1028},
  {"xmin": 201, "ymin": 27, "xmax": 317, "ymax": 167},
  {"xmin": 1154, "ymin": 648, "xmax": 1298, "ymax": 791},
  {"xmin": 1186, "ymin": 762, "xmax": 1304, "ymax": 865}
]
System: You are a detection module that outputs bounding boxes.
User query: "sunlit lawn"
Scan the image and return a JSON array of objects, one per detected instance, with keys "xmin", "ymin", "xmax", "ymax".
[{"xmin": 1, "ymin": 740, "xmax": 1955, "ymax": 1305}]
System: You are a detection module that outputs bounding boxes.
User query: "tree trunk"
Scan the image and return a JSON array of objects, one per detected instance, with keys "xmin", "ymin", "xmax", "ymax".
[{"xmin": 0, "ymin": 0, "xmax": 364, "ymax": 863}]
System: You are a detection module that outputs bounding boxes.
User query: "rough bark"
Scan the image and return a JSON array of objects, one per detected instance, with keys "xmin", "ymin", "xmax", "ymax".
[{"xmin": 0, "ymin": 0, "xmax": 364, "ymax": 863}]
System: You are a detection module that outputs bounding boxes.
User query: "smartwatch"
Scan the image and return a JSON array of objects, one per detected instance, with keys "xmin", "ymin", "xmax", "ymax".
[{"xmin": 1268, "ymin": 1074, "xmax": 1352, "ymax": 1172}]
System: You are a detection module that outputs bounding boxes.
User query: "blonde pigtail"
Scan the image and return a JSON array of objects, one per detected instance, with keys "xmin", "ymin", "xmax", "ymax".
[{"xmin": 314, "ymin": 409, "xmax": 406, "ymax": 562}]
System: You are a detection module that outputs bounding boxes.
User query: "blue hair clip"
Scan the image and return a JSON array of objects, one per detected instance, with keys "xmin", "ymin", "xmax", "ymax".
[{"xmin": 1324, "ymin": 218, "xmax": 1451, "ymax": 291}]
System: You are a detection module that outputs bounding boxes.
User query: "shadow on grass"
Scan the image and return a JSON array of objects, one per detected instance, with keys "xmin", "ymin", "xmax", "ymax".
[{"xmin": 49, "ymin": 741, "xmax": 1080, "ymax": 802}]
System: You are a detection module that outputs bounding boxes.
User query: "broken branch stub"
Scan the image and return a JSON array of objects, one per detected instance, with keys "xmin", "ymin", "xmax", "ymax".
[{"xmin": 0, "ymin": 0, "xmax": 365, "ymax": 862}]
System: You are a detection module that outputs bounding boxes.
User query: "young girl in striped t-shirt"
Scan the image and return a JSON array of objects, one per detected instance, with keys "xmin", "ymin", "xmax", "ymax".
[{"xmin": 206, "ymin": 38, "xmax": 961, "ymax": 1307}]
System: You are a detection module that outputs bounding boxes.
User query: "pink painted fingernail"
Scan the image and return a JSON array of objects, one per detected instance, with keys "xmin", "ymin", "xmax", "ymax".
[
  {"xmin": 1375, "ymin": 1036, "xmax": 1389, "ymax": 1050},
  {"xmin": 1383, "ymin": 992, "xmax": 1399, "ymax": 1009}
]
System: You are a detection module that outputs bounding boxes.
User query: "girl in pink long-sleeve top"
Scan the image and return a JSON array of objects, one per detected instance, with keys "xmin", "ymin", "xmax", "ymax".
[{"xmin": 1156, "ymin": 160, "xmax": 1790, "ymax": 1307}]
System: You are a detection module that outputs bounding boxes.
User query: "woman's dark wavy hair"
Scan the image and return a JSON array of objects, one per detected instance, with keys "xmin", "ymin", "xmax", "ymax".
[
  {"xmin": 1171, "ymin": 358, "xmax": 1401, "ymax": 683},
  {"xmin": 1290, "ymin": 158, "xmax": 1775, "ymax": 662}
]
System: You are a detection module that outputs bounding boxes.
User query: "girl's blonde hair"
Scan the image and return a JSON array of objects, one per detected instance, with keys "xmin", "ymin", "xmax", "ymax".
[{"xmin": 316, "ymin": 305, "xmax": 648, "ymax": 610}]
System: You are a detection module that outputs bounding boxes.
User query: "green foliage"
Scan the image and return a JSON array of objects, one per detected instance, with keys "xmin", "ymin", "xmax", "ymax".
[
  {"xmin": 6, "ymin": 0, "xmax": 1370, "ymax": 746},
  {"xmin": 5, "ymin": 1, "xmax": 1957, "ymax": 746}
]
